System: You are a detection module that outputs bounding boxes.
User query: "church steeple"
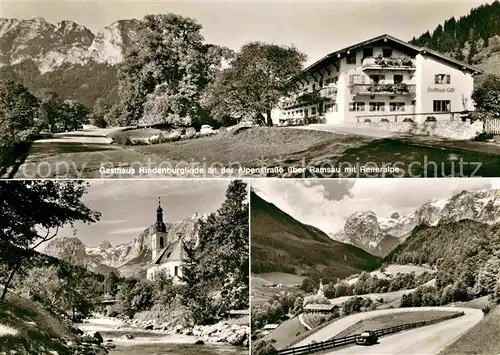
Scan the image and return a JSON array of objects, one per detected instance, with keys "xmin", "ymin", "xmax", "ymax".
[{"xmin": 155, "ymin": 197, "xmax": 167, "ymax": 233}]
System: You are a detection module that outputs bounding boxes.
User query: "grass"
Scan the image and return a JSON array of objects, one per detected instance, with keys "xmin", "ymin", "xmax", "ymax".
[
  {"xmin": 332, "ymin": 310, "xmax": 460, "ymax": 339},
  {"xmin": 262, "ymin": 317, "xmax": 308, "ymax": 350},
  {"xmin": 14, "ymin": 126, "xmax": 500, "ymax": 178},
  {"xmin": 439, "ymin": 305, "xmax": 500, "ymax": 355},
  {"xmin": 0, "ymin": 291, "xmax": 77, "ymax": 355}
]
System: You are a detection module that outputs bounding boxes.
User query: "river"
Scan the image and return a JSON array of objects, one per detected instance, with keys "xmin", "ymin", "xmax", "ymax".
[{"xmin": 77, "ymin": 316, "xmax": 248, "ymax": 355}]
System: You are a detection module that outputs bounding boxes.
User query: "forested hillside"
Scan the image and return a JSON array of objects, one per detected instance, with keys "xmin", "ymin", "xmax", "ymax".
[{"xmin": 410, "ymin": 0, "xmax": 500, "ymax": 83}]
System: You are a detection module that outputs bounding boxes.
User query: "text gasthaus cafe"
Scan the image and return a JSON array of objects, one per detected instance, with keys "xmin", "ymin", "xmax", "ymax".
[{"xmin": 273, "ymin": 34, "xmax": 483, "ymax": 125}]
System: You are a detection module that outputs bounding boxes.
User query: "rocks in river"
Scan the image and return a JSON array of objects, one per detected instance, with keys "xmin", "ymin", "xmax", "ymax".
[
  {"xmin": 121, "ymin": 334, "xmax": 134, "ymax": 339},
  {"xmin": 81, "ymin": 331, "xmax": 103, "ymax": 345},
  {"xmin": 144, "ymin": 324, "xmax": 154, "ymax": 330},
  {"xmin": 191, "ymin": 322, "xmax": 250, "ymax": 346},
  {"xmin": 194, "ymin": 340, "xmax": 204, "ymax": 345}
]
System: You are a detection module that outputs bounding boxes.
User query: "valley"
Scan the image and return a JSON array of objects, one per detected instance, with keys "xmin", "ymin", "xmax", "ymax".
[{"xmin": 251, "ymin": 181, "xmax": 500, "ymax": 355}]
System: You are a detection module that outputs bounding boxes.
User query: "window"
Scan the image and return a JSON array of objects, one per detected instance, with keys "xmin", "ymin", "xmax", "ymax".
[
  {"xmin": 159, "ymin": 237, "xmax": 164, "ymax": 249},
  {"xmin": 311, "ymin": 107, "xmax": 317, "ymax": 115},
  {"xmin": 433, "ymin": 100, "xmax": 451, "ymax": 112},
  {"xmin": 434, "ymin": 74, "xmax": 451, "ymax": 84},
  {"xmin": 411, "ymin": 100, "xmax": 416, "ymax": 106},
  {"xmin": 369, "ymin": 75, "xmax": 385, "ymax": 84},
  {"xmin": 363, "ymin": 48, "xmax": 373, "ymax": 58},
  {"xmin": 346, "ymin": 52, "xmax": 357, "ymax": 65},
  {"xmin": 390, "ymin": 102, "xmax": 405, "ymax": 111},
  {"xmin": 350, "ymin": 74, "xmax": 366, "ymax": 85},
  {"xmin": 174, "ymin": 266, "xmax": 179, "ymax": 277},
  {"xmin": 382, "ymin": 48, "xmax": 393, "ymax": 58},
  {"xmin": 369, "ymin": 102, "xmax": 385, "ymax": 111},
  {"xmin": 394, "ymin": 75, "xmax": 403, "ymax": 84},
  {"xmin": 349, "ymin": 102, "xmax": 365, "ymax": 111}
]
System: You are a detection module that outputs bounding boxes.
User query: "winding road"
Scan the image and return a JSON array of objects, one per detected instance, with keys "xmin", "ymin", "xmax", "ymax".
[{"xmin": 294, "ymin": 307, "xmax": 483, "ymax": 355}]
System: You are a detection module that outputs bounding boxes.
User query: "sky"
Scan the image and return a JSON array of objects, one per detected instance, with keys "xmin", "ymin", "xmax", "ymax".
[
  {"xmin": 252, "ymin": 178, "xmax": 500, "ymax": 236},
  {"xmin": 56, "ymin": 180, "xmax": 231, "ymax": 247},
  {"xmin": 0, "ymin": 0, "xmax": 492, "ymax": 65}
]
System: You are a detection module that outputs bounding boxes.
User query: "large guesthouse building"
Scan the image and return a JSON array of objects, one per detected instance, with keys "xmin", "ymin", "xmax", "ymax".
[{"xmin": 275, "ymin": 34, "xmax": 483, "ymax": 125}]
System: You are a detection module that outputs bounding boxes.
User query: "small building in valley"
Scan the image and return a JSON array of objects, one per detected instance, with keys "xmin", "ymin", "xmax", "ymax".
[{"xmin": 303, "ymin": 303, "xmax": 339, "ymax": 314}]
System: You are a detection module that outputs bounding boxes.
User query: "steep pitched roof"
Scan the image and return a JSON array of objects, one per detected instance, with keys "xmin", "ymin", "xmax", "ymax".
[
  {"xmin": 289, "ymin": 34, "xmax": 483, "ymax": 84},
  {"xmin": 151, "ymin": 240, "xmax": 188, "ymax": 265}
]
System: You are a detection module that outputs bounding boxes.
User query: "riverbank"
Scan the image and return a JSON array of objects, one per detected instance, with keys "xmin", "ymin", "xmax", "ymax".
[{"xmin": 77, "ymin": 314, "xmax": 249, "ymax": 354}]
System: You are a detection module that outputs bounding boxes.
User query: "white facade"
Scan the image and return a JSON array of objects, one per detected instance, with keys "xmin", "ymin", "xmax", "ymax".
[
  {"xmin": 276, "ymin": 35, "xmax": 481, "ymax": 125},
  {"xmin": 146, "ymin": 260, "xmax": 183, "ymax": 281}
]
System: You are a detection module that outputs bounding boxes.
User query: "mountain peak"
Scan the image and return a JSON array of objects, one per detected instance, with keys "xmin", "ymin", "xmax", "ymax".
[{"xmin": 99, "ymin": 240, "xmax": 112, "ymax": 250}]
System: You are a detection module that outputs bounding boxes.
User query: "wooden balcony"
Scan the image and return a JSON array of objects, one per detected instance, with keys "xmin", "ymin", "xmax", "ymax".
[
  {"xmin": 361, "ymin": 56, "xmax": 416, "ymax": 71},
  {"xmin": 350, "ymin": 83, "xmax": 416, "ymax": 97}
]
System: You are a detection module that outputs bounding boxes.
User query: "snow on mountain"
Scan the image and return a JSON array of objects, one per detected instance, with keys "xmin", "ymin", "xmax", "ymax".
[
  {"xmin": 333, "ymin": 189, "xmax": 500, "ymax": 256},
  {"xmin": 43, "ymin": 213, "xmax": 208, "ymax": 275},
  {"xmin": 0, "ymin": 17, "xmax": 140, "ymax": 73}
]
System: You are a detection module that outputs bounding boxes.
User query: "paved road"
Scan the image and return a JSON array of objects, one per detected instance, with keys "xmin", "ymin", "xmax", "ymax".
[
  {"xmin": 294, "ymin": 307, "xmax": 480, "ymax": 348},
  {"xmin": 325, "ymin": 308, "xmax": 483, "ymax": 355}
]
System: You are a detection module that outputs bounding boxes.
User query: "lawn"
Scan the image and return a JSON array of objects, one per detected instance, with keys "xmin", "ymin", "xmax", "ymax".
[
  {"xmin": 251, "ymin": 273, "xmax": 304, "ymax": 306},
  {"xmin": 262, "ymin": 317, "xmax": 308, "ymax": 350},
  {"xmin": 0, "ymin": 291, "xmax": 78, "ymax": 355},
  {"xmin": 439, "ymin": 305, "xmax": 500, "ymax": 355},
  {"xmin": 13, "ymin": 126, "xmax": 500, "ymax": 178},
  {"xmin": 332, "ymin": 310, "xmax": 460, "ymax": 339}
]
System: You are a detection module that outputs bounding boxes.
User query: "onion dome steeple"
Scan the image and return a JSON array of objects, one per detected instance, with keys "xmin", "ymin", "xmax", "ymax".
[{"xmin": 155, "ymin": 197, "xmax": 167, "ymax": 233}]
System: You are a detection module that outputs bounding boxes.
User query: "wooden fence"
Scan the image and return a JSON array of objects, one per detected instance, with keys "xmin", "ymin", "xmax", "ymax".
[
  {"xmin": 484, "ymin": 117, "xmax": 500, "ymax": 135},
  {"xmin": 276, "ymin": 311, "xmax": 464, "ymax": 355}
]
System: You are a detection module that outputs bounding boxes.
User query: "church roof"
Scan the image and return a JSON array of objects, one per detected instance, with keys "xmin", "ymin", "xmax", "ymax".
[{"xmin": 151, "ymin": 240, "xmax": 188, "ymax": 265}]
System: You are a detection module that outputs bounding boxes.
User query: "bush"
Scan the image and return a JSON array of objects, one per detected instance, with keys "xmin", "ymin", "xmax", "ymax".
[
  {"xmin": 364, "ymin": 118, "xmax": 372, "ymax": 123},
  {"xmin": 112, "ymin": 132, "xmax": 132, "ymax": 146},
  {"xmin": 252, "ymin": 339, "xmax": 278, "ymax": 355},
  {"xmin": 482, "ymin": 305, "xmax": 491, "ymax": 315},
  {"xmin": 380, "ymin": 118, "xmax": 390, "ymax": 123},
  {"xmin": 474, "ymin": 132, "xmax": 494, "ymax": 141},
  {"xmin": 403, "ymin": 118, "xmax": 414, "ymax": 123},
  {"xmin": 425, "ymin": 116, "xmax": 437, "ymax": 122}
]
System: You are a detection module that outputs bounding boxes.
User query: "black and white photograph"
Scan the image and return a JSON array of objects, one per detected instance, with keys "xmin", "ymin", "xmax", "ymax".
[
  {"xmin": 0, "ymin": 179, "xmax": 250, "ymax": 355},
  {"xmin": 1, "ymin": 1, "xmax": 500, "ymax": 179},
  {"xmin": 251, "ymin": 179, "xmax": 500, "ymax": 355}
]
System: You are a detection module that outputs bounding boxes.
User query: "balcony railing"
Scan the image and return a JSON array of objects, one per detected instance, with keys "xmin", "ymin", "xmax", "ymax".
[
  {"xmin": 319, "ymin": 85, "xmax": 338, "ymax": 98},
  {"xmin": 350, "ymin": 83, "xmax": 416, "ymax": 97},
  {"xmin": 280, "ymin": 85, "xmax": 337, "ymax": 109},
  {"xmin": 362, "ymin": 55, "xmax": 416, "ymax": 71}
]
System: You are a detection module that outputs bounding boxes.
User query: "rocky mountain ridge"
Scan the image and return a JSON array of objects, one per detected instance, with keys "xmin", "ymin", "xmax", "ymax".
[
  {"xmin": 0, "ymin": 17, "xmax": 139, "ymax": 73},
  {"xmin": 333, "ymin": 189, "xmax": 500, "ymax": 256},
  {"xmin": 43, "ymin": 213, "xmax": 207, "ymax": 276}
]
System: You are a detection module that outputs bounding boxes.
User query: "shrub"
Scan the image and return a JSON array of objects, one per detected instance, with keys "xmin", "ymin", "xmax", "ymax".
[
  {"xmin": 403, "ymin": 118, "xmax": 414, "ymax": 123},
  {"xmin": 112, "ymin": 132, "xmax": 132, "ymax": 146},
  {"xmin": 425, "ymin": 116, "xmax": 437, "ymax": 122},
  {"xmin": 474, "ymin": 132, "xmax": 494, "ymax": 141},
  {"xmin": 380, "ymin": 118, "xmax": 390, "ymax": 123},
  {"xmin": 364, "ymin": 118, "xmax": 372, "ymax": 123},
  {"xmin": 252, "ymin": 339, "xmax": 278, "ymax": 355}
]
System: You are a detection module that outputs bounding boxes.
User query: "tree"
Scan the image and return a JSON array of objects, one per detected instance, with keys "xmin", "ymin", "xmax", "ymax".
[
  {"xmin": 300, "ymin": 277, "xmax": 316, "ymax": 293},
  {"xmin": 471, "ymin": 74, "xmax": 500, "ymax": 116},
  {"xmin": 104, "ymin": 271, "xmax": 121, "ymax": 297},
  {"xmin": 252, "ymin": 339, "xmax": 278, "ymax": 355},
  {"xmin": 0, "ymin": 80, "xmax": 40, "ymax": 172},
  {"xmin": 181, "ymin": 180, "xmax": 249, "ymax": 325},
  {"xmin": 115, "ymin": 14, "xmax": 230, "ymax": 126},
  {"xmin": 90, "ymin": 98, "xmax": 111, "ymax": 128},
  {"xmin": 204, "ymin": 42, "xmax": 307, "ymax": 126},
  {"xmin": 37, "ymin": 89, "xmax": 63, "ymax": 132},
  {"xmin": 60, "ymin": 100, "xmax": 89, "ymax": 131},
  {"xmin": 0, "ymin": 180, "xmax": 101, "ymax": 299}
]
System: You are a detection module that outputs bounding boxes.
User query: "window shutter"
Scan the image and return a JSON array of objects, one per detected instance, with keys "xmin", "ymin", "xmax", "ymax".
[
  {"xmin": 349, "ymin": 75, "xmax": 354, "ymax": 85},
  {"xmin": 434, "ymin": 75, "xmax": 439, "ymax": 84},
  {"xmin": 446, "ymin": 74, "xmax": 451, "ymax": 84}
]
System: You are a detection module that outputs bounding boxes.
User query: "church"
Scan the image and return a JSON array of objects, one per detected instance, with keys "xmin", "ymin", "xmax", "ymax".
[{"xmin": 146, "ymin": 198, "xmax": 188, "ymax": 282}]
